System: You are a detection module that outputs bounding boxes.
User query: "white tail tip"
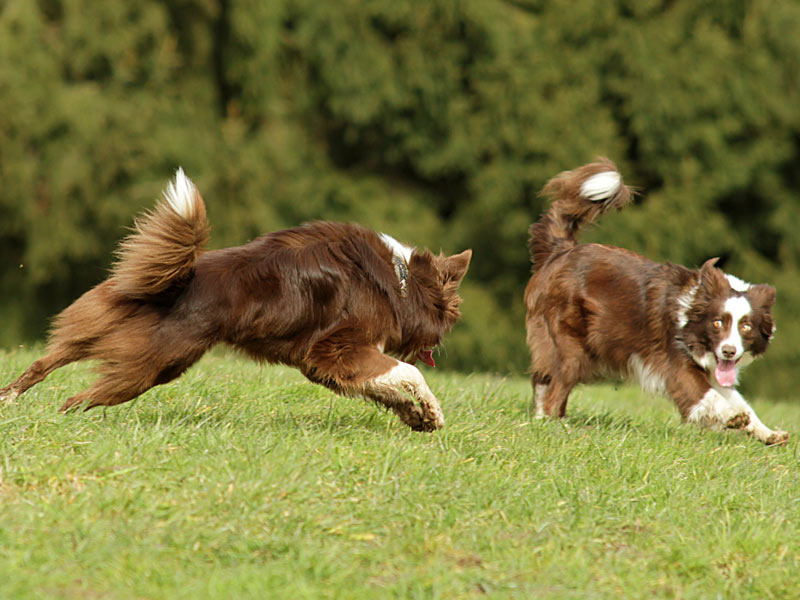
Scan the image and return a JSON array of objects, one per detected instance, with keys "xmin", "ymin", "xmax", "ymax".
[
  {"xmin": 580, "ymin": 171, "xmax": 621, "ymax": 202},
  {"xmin": 163, "ymin": 167, "xmax": 198, "ymax": 219}
]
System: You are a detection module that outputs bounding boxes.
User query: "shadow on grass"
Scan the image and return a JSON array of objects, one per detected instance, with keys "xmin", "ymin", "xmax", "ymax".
[
  {"xmin": 563, "ymin": 408, "xmax": 640, "ymax": 433},
  {"xmin": 99, "ymin": 395, "xmax": 400, "ymax": 436}
]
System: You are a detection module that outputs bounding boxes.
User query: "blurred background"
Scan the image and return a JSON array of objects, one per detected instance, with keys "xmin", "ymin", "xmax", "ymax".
[{"xmin": 1, "ymin": 0, "xmax": 798, "ymax": 398}]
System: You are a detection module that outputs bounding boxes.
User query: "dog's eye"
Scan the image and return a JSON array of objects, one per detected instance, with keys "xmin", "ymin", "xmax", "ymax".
[
  {"xmin": 740, "ymin": 323, "xmax": 752, "ymax": 333},
  {"xmin": 712, "ymin": 319, "xmax": 723, "ymax": 329}
]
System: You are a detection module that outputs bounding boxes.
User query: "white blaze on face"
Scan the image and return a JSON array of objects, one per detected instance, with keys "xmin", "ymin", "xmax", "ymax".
[
  {"xmin": 719, "ymin": 296, "xmax": 752, "ymax": 360},
  {"xmin": 714, "ymin": 296, "xmax": 752, "ymax": 388}
]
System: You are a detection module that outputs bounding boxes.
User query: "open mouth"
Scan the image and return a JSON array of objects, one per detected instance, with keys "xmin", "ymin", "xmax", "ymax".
[
  {"xmin": 414, "ymin": 349, "xmax": 435, "ymax": 367},
  {"xmin": 714, "ymin": 358, "xmax": 738, "ymax": 388}
]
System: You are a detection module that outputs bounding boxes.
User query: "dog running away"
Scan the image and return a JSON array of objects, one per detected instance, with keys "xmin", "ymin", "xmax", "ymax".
[
  {"xmin": 0, "ymin": 169, "xmax": 471, "ymax": 432},
  {"xmin": 524, "ymin": 158, "xmax": 787, "ymax": 445}
]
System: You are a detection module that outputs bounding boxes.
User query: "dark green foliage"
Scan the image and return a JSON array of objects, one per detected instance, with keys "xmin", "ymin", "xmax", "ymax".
[{"xmin": 1, "ymin": 0, "xmax": 798, "ymax": 396}]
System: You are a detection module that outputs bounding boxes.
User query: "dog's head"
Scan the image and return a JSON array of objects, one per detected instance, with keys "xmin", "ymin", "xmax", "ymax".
[
  {"xmin": 678, "ymin": 258, "xmax": 776, "ymax": 388},
  {"xmin": 391, "ymin": 249, "xmax": 472, "ymax": 366}
]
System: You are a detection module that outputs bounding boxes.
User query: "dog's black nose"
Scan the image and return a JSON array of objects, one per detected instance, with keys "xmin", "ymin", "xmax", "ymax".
[{"xmin": 721, "ymin": 344, "xmax": 737, "ymax": 360}]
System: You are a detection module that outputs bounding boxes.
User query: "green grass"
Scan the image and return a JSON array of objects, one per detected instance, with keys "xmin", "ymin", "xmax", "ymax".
[{"xmin": 1, "ymin": 347, "xmax": 798, "ymax": 599}]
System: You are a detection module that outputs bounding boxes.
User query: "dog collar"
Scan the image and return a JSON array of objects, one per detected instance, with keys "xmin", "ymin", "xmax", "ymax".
[
  {"xmin": 392, "ymin": 255, "xmax": 409, "ymax": 297},
  {"xmin": 379, "ymin": 233, "xmax": 412, "ymax": 298}
]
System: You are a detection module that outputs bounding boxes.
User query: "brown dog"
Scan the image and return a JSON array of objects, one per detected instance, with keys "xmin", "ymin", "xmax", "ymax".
[
  {"xmin": 1, "ymin": 169, "xmax": 471, "ymax": 431},
  {"xmin": 524, "ymin": 159, "xmax": 786, "ymax": 444}
]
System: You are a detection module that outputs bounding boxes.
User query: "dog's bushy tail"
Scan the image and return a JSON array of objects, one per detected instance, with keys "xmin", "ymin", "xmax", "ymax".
[
  {"xmin": 111, "ymin": 168, "xmax": 210, "ymax": 299},
  {"xmin": 528, "ymin": 158, "xmax": 633, "ymax": 272}
]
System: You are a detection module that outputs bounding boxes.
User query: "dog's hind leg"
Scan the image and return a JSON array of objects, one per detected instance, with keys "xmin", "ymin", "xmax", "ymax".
[
  {"xmin": 540, "ymin": 377, "xmax": 576, "ymax": 419},
  {"xmin": 531, "ymin": 373, "xmax": 551, "ymax": 418},
  {"xmin": 59, "ymin": 345, "xmax": 208, "ymax": 412},
  {"xmin": 527, "ymin": 316, "xmax": 560, "ymax": 418},
  {"xmin": 60, "ymin": 372, "xmax": 153, "ymax": 412},
  {"xmin": 0, "ymin": 344, "xmax": 88, "ymax": 403},
  {"xmin": 539, "ymin": 337, "xmax": 585, "ymax": 418},
  {"xmin": 2, "ymin": 282, "xmax": 119, "ymax": 404}
]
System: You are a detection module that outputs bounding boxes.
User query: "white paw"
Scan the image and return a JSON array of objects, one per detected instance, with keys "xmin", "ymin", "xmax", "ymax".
[
  {"xmin": 1, "ymin": 389, "xmax": 19, "ymax": 404},
  {"xmin": 763, "ymin": 430, "xmax": 789, "ymax": 446}
]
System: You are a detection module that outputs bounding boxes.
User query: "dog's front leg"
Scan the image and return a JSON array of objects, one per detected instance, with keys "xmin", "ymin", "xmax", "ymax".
[
  {"xmin": 305, "ymin": 336, "xmax": 445, "ymax": 432},
  {"xmin": 670, "ymin": 367, "xmax": 788, "ymax": 445},
  {"xmin": 361, "ymin": 360, "xmax": 445, "ymax": 432},
  {"xmin": 687, "ymin": 386, "xmax": 789, "ymax": 445}
]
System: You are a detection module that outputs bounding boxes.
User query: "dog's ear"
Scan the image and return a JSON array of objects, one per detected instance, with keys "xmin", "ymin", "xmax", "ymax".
[
  {"xmin": 748, "ymin": 284, "xmax": 776, "ymax": 312},
  {"xmin": 698, "ymin": 257, "xmax": 727, "ymax": 297},
  {"xmin": 700, "ymin": 257, "xmax": 720, "ymax": 270},
  {"xmin": 749, "ymin": 284, "xmax": 777, "ymax": 340},
  {"xmin": 441, "ymin": 250, "xmax": 472, "ymax": 286}
]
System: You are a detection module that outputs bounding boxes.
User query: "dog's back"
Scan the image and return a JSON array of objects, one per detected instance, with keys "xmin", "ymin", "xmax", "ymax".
[
  {"xmin": 526, "ymin": 240, "xmax": 698, "ymax": 402},
  {"xmin": 182, "ymin": 222, "xmax": 408, "ymax": 365}
]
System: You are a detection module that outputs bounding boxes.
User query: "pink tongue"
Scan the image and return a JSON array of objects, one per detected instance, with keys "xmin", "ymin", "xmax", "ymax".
[
  {"xmin": 417, "ymin": 349, "xmax": 435, "ymax": 367},
  {"xmin": 715, "ymin": 360, "xmax": 737, "ymax": 387}
]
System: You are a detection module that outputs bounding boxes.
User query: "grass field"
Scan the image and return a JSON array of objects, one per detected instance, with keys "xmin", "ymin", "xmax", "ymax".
[{"xmin": 1, "ymin": 347, "xmax": 798, "ymax": 599}]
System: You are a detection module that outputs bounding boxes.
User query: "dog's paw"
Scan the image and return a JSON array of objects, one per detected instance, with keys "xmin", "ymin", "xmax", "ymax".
[
  {"xmin": 412, "ymin": 416, "xmax": 442, "ymax": 433},
  {"xmin": 405, "ymin": 409, "xmax": 444, "ymax": 433},
  {"xmin": 420, "ymin": 414, "xmax": 444, "ymax": 432},
  {"xmin": 725, "ymin": 412, "xmax": 751, "ymax": 430},
  {"xmin": 395, "ymin": 404, "xmax": 426, "ymax": 431},
  {"xmin": 764, "ymin": 430, "xmax": 789, "ymax": 446},
  {"xmin": 0, "ymin": 387, "xmax": 19, "ymax": 404},
  {"xmin": 422, "ymin": 406, "xmax": 444, "ymax": 431}
]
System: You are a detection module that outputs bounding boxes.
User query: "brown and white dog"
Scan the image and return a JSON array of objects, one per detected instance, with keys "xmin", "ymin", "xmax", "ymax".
[
  {"xmin": 525, "ymin": 158, "xmax": 787, "ymax": 444},
  {"xmin": 0, "ymin": 170, "xmax": 471, "ymax": 431}
]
